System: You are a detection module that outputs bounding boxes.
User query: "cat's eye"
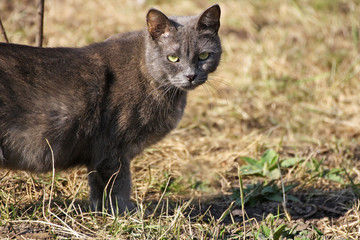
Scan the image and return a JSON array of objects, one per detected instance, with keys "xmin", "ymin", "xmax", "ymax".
[
  {"xmin": 198, "ymin": 52, "xmax": 209, "ymax": 61},
  {"xmin": 167, "ymin": 55, "xmax": 179, "ymax": 63}
]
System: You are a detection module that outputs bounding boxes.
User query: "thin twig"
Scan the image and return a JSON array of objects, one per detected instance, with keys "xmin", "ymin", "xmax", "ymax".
[
  {"xmin": 277, "ymin": 157, "xmax": 292, "ymax": 222},
  {"xmin": 107, "ymin": 164, "xmax": 121, "ymax": 216},
  {"xmin": 45, "ymin": 138, "xmax": 55, "ymax": 213},
  {"xmin": 151, "ymin": 176, "xmax": 171, "ymax": 219},
  {"xmin": 42, "ymin": 138, "xmax": 55, "ymax": 223},
  {"xmin": 0, "ymin": 17, "xmax": 9, "ymax": 43},
  {"xmin": 238, "ymin": 166, "xmax": 246, "ymax": 240},
  {"xmin": 36, "ymin": 0, "xmax": 45, "ymax": 47}
]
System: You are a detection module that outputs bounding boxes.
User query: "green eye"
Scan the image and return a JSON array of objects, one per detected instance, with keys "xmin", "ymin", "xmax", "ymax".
[
  {"xmin": 199, "ymin": 52, "xmax": 209, "ymax": 60},
  {"xmin": 167, "ymin": 55, "xmax": 179, "ymax": 62}
]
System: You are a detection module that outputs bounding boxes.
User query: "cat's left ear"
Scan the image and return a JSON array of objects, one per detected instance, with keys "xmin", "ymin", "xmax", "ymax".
[
  {"xmin": 147, "ymin": 9, "xmax": 175, "ymax": 40},
  {"xmin": 196, "ymin": 4, "xmax": 221, "ymax": 34}
]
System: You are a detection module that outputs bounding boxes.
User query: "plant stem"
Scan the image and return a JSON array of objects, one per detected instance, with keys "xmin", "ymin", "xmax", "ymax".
[
  {"xmin": 36, "ymin": 0, "xmax": 45, "ymax": 47},
  {"xmin": 0, "ymin": 17, "xmax": 9, "ymax": 43}
]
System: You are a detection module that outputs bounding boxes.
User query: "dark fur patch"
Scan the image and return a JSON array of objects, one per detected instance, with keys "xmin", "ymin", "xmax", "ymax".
[{"xmin": 0, "ymin": 5, "xmax": 221, "ymax": 214}]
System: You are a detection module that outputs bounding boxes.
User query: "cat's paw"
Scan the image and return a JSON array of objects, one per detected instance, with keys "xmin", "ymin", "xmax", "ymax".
[
  {"xmin": 90, "ymin": 198, "xmax": 136, "ymax": 215},
  {"xmin": 109, "ymin": 198, "xmax": 136, "ymax": 215}
]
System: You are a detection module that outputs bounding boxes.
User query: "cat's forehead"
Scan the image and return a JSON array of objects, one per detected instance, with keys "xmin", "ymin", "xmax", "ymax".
[
  {"xmin": 169, "ymin": 16, "xmax": 198, "ymax": 30},
  {"xmin": 166, "ymin": 15, "xmax": 203, "ymax": 44},
  {"xmin": 154, "ymin": 14, "xmax": 219, "ymax": 52}
]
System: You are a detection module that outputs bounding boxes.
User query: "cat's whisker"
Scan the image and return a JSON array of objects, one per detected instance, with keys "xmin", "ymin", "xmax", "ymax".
[
  {"xmin": 206, "ymin": 76, "xmax": 231, "ymax": 100},
  {"xmin": 207, "ymin": 75, "xmax": 227, "ymax": 81},
  {"xmin": 162, "ymin": 85, "xmax": 178, "ymax": 117},
  {"xmin": 162, "ymin": 84, "xmax": 175, "ymax": 99},
  {"xmin": 204, "ymin": 81, "xmax": 228, "ymax": 103},
  {"xmin": 148, "ymin": 81, "xmax": 176, "ymax": 115},
  {"xmin": 154, "ymin": 82, "xmax": 174, "ymax": 114},
  {"xmin": 170, "ymin": 87, "xmax": 179, "ymax": 105},
  {"xmin": 144, "ymin": 81, "xmax": 171, "ymax": 101},
  {"xmin": 154, "ymin": 83, "xmax": 172, "ymax": 114},
  {"xmin": 201, "ymin": 84, "xmax": 214, "ymax": 100},
  {"xmin": 203, "ymin": 82, "xmax": 219, "ymax": 101},
  {"xmin": 208, "ymin": 76, "xmax": 231, "ymax": 87}
]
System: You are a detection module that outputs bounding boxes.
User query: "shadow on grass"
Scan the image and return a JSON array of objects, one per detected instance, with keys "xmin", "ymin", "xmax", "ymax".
[
  {"xmin": 1, "ymin": 185, "xmax": 358, "ymax": 239},
  {"xmin": 145, "ymin": 184, "xmax": 358, "ymax": 226},
  {"xmin": 2, "ymin": 183, "xmax": 358, "ymax": 223}
]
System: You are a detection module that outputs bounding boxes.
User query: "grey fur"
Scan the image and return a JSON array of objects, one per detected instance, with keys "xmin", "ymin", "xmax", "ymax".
[{"xmin": 0, "ymin": 5, "xmax": 221, "ymax": 214}]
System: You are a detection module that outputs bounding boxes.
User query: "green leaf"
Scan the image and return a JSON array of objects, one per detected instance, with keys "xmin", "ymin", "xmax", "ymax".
[
  {"xmin": 240, "ymin": 166, "xmax": 263, "ymax": 175},
  {"xmin": 273, "ymin": 224, "xmax": 287, "ymax": 240},
  {"xmin": 262, "ymin": 185, "xmax": 277, "ymax": 194},
  {"xmin": 241, "ymin": 156, "xmax": 261, "ymax": 167},
  {"xmin": 260, "ymin": 224, "xmax": 271, "ymax": 237},
  {"xmin": 243, "ymin": 183, "xmax": 264, "ymax": 205},
  {"xmin": 314, "ymin": 158, "xmax": 324, "ymax": 172},
  {"xmin": 325, "ymin": 173, "xmax": 344, "ymax": 184},
  {"xmin": 269, "ymin": 155, "xmax": 279, "ymax": 169},
  {"xmin": 262, "ymin": 161, "xmax": 269, "ymax": 176},
  {"xmin": 234, "ymin": 198, "xmax": 242, "ymax": 206},
  {"xmin": 281, "ymin": 157, "xmax": 303, "ymax": 168},
  {"xmin": 312, "ymin": 224, "xmax": 324, "ymax": 236},
  {"xmin": 287, "ymin": 195, "xmax": 301, "ymax": 203},
  {"xmin": 261, "ymin": 149, "xmax": 278, "ymax": 164},
  {"xmin": 284, "ymin": 183, "xmax": 298, "ymax": 192},
  {"xmin": 265, "ymin": 193, "xmax": 283, "ymax": 202},
  {"xmin": 295, "ymin": 237, "xmax": 310, "ymax": 240},
  {"xmin": 266, "ymin": 169, "xmax": 281, "ymax": 180},
  {"xmin": 257, "ymin": 233, "xmax": 267, "ymax": 240}
]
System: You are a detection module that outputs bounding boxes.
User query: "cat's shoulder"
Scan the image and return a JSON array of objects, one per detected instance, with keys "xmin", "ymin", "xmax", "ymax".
[
  {"xmin": 0, "ymin": 42, "xmax": 39, "ymax": 52},
  {"xmin": 105, "ymin": 30, "xmax": 144, "ymax": 43}
]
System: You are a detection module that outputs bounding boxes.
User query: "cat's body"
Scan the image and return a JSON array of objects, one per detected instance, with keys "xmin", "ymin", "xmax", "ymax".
[
  {"xmin": 0, "ymin": 5, "xmax": 221, "ymax": 213},
  {"xmin": 0, "ymin": 32, "xmax": 185, "ymax": 172}
]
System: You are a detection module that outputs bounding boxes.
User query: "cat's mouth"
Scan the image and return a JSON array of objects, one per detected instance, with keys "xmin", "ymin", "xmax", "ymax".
[{"xmin": 171, "ymin": 78, "xmax": 206, "ymax": 91}]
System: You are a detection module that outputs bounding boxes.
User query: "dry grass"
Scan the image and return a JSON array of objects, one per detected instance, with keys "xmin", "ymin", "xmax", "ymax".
[{"xmin": 1, "ymin": 0, "xmax": 360, "ymax": 239}]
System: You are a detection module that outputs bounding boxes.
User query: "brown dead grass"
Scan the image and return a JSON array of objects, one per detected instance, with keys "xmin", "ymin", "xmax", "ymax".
[{"xmin": 1, "ymin": 0, "xmax": 360, "ymax": 239}]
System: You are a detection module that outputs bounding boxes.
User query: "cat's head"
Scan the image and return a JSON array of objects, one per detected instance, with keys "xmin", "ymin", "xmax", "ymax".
[{"xmin": 145, "ymin": 5, "xmax": 221, "ymax": 91}]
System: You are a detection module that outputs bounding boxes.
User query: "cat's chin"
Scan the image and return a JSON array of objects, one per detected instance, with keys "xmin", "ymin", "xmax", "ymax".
[
  {"xmin": 179, "ymin": 85, "xmax": 199, "ymax": 91},
  {"xmin": 171, "ymin": 80, "xmax": 206, "ymax": 91},
  {"xmin": 174, "ymin": 84, "xmax": 199, "ymax": 91}
]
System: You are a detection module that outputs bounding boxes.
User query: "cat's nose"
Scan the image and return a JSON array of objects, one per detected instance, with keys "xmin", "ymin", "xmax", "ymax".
[{"xmin": 185, "ymin": 74, "xmax": 197, "ymax": 82}]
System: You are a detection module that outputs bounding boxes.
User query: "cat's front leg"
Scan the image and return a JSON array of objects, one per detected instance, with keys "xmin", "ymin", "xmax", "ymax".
[{"xmin": 87, "ymin": 156, "xmax": 135, "ymax": 215}]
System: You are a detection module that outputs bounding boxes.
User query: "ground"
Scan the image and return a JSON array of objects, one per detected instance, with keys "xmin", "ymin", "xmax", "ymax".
[{"xmin": 0, "ymin": 0, "xmax": 360, "ymax": 239}]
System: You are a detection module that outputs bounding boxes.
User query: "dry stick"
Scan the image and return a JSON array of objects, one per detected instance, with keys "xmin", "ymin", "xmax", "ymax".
[
  {"xmin": 107, "ymin": 165, "xmax": 121, "ymax": 216},
  {"xmin": 151, "ymin": 176, "xmax": 171, "ymax": 219},
  {"xmin": 277, "ymin": 158, "xmax": 292, "ymax": 222},
  {"xmin": 42, "ymin": 139, "xmax": 55, "ymax": 223},
  {"xmin": 45, "ymin": 139, "xmax": 55, "ymax": 213},
  {"xmin": 43, "ymin": 139, "xmax": 85, "ymax": 238},
  {"xmin": 0, "ymin": 17, "xmax": 9, "ymax": 43},
  {"xmin": 238, "ymin": 167, "xmax": 246, "ymax": 240},
  {"xmin": 36, "ymin": 0, "xmax": 45, "ymax": 47}
]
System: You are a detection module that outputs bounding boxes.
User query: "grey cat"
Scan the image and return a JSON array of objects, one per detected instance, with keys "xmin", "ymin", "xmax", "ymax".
[{"xmin": 0, "ymin": 5, "xmax": 221, "ymax": 213}]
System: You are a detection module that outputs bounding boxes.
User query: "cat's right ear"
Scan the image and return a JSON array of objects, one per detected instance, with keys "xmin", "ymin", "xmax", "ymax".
[
  {"xmin": 147, "ymin": 9, "xmax": 175, "ymax": 40},
  {"xmin": 196, "ymin": 4, "xmax": 221, "ymax": 34}
]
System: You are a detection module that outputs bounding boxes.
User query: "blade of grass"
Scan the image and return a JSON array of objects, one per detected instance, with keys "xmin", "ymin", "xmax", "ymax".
[
  {"xmin": 276, "ymin": 155, "xmax": 291, "ymax": 222},
  {"xmin": 238, "ymin": 165, "xmax": 246, "ymax": 240}
]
